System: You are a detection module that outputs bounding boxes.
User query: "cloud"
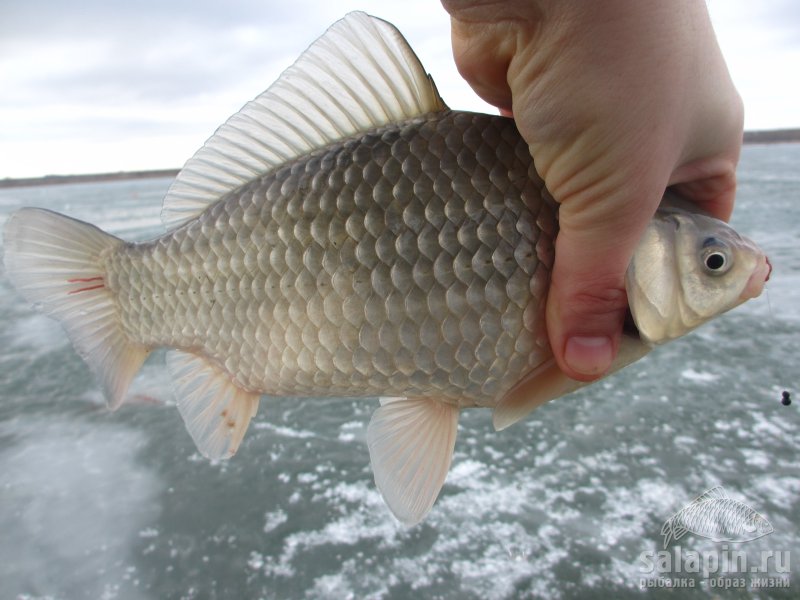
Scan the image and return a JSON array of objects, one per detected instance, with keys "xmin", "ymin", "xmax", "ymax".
[
  {"xmin": 0, "ymin": 0, "xmax": 487, "ymax": 176},
  {"xmin": 0, "ymin": 0, "xmax": 797, "ymax": 177},
  {"xmin": 1, "ymin": 2, "xmax": 312, "ymax": 107},
  {"xmin": 711, "ymin": 0, "xmax": 800, "ymax": 47},
  {"xmin": 708, "ymin": 0, "xmax": 800, "ymax": 129},
  {"xmin": 0, "ymin": 0, "xmax": 458, "ymax": 108}
]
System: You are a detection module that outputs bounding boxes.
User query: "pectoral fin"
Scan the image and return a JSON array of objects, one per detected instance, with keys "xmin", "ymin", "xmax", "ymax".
[
  {"xmin": 672, "ymin": 523, "xmax": 689, "ymax": 543},
  {"xmin": 166, "ymin": 351, "xmax": 260, "ymax": 460},
  {"xmin": 493, "ymin": 358, "xmax": 584, "ymax": 431},
  {"xmin": 367, "ymin": 396, "xmax": 459, "ymax": 525},
  {"xmin": 493, "ymin": 335, "xmax": 652, "ymax": 430}
]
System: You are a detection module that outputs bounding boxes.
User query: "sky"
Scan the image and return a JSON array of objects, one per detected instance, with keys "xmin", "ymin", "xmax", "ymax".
[{"xmin": 1, "ymin": 0, "xmax": 798, "ymax": 178}]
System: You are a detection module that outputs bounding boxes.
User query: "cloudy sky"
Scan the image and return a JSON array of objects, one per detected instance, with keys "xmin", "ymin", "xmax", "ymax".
[{"xmin": 1, "ymin": 0, "xmax": 798, "ymax": 178}]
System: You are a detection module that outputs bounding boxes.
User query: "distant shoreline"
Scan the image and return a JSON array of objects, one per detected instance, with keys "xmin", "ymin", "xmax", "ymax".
[
  {"xmin": 2, "ymin": 128, "xmax": 798, "ymax": 189},
  {"xmin": 0, "ymin": 169, "xmax": 180, "ymax": 189},
  {"xmin": 742, "ymin": 128, "xmax": 800, "ymax": 145}
]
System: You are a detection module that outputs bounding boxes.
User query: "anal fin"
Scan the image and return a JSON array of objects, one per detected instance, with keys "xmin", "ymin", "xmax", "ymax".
[
  {"xmin": 166, "ymin": 350, "xmax": 260, "ymax": 460},
  {"xmin": 367, "ymin": 396, "xmax": 459, "ymax": 525}
]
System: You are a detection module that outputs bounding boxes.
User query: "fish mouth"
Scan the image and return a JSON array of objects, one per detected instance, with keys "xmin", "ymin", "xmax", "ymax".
[{"xmin": 740, "ymin": 255, "xmax": 771, "ymax": 301}]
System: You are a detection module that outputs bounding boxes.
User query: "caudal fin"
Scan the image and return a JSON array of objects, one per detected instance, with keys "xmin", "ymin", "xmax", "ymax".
[{"xmin": 3, "ymin": 208, "xmax": 150, "ymax": 409}]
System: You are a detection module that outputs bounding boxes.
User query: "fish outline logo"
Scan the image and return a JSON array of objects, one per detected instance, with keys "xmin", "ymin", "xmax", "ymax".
[{"xmin": 661, "ymin": 486, "xmax": 774, "ymax": 549}]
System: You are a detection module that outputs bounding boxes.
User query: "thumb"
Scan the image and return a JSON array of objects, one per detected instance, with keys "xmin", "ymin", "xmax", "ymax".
[{"xmin": 545, "ymin": 183, "xmax": 663, "ymax": 381}]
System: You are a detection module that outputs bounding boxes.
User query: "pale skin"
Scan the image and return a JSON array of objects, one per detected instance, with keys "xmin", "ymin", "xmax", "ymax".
[{"xmin": 440, "ymin": 0, "xmax": 744, "ymax": 381}]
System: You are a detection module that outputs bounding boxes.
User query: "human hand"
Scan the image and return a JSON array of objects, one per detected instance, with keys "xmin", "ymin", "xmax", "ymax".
[{"xmin": 441, "ymin": 0, "xmax": 744, "ymax": 381}]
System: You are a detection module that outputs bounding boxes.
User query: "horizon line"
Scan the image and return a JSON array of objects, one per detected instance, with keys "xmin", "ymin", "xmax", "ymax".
[{"xmin": 2, "ymin": 128, "xmax": 799, "ymax": 188}]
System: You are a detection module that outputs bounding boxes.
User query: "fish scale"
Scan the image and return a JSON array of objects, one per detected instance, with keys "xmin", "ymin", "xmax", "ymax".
[{"xmin": 104, "ymin": 111, "xmax": 555, "ymax": 406}]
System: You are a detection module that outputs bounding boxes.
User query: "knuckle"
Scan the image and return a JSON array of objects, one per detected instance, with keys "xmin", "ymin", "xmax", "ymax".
[{"xmin": 570, "ymin": 288, "xmax": 627, "ymax": 317}]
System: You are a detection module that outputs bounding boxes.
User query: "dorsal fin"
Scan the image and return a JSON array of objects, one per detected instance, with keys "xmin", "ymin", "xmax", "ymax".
[
  {"xmin": 694, "ymin": 486, "xmax": 729, "ymax": 504},
  {"xmin": 161, "ymin": 11, "xmax": 447, "ymax": 230}
]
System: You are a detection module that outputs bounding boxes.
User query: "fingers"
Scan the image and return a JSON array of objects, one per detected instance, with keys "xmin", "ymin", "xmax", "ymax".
[
  {"xmin": 670, "ymin": 162, "xmax": 740, "ymax": 223},
  {"xmin": 446, "ymin": 19, "xmax": 515, "ymax": 111},
  {"xmin": 443, "ymin": 0, "xmax": 543, "ymax": 112},
  {"xmin": 545, "ymin": 179, "xmax": 664, "ymax": 380}
]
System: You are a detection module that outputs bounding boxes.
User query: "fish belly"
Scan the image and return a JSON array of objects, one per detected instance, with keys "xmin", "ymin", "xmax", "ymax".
[{"xmin": 105, "ymin": 111, "xmax": 558, "ymax": 407}]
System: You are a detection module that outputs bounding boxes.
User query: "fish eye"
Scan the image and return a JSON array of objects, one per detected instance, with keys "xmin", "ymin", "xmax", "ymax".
[
  {"xmin": 705, "ymin": 252, "xmax": 727, "ymax": 271},
  {"xmin": 700, "ymin": 240, "xmax": 732, "ymax": 276}
]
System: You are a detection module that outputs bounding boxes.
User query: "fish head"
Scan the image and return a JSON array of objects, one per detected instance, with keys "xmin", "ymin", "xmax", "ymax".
[
  {"xmin": 743, "ymin": 511, "xmax": 775, "ymax": 537},
  {"xmin": 626, "ymin": 200, "xmax": 770, "ymax": 345}
]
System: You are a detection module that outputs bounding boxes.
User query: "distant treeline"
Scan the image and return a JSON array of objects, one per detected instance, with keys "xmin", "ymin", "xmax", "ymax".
[
  {"xmin": 2, "ymin": 129, "xmax": 799, "ymax": 188},
  {"xmin": 0, "ymin": 169, "xmax": 180, "ymax": 189},
  {"xmin": 743, "ymin": 128, "xmax": 800, "ymax": 144}
]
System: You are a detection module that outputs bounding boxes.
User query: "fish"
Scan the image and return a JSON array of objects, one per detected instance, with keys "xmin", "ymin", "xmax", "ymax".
[
  {"xmin": 1, "ymin": 12, "xmax": 770, "ymax": 525},
  {"xmin": 661, "ymin": 486, "xmax": 774, "ymax": 548}
]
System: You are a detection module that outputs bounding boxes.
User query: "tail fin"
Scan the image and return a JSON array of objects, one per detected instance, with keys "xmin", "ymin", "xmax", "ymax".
[{"xmin": 3, "ymin": 208, "xmax": 150, "ymax": 409}]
